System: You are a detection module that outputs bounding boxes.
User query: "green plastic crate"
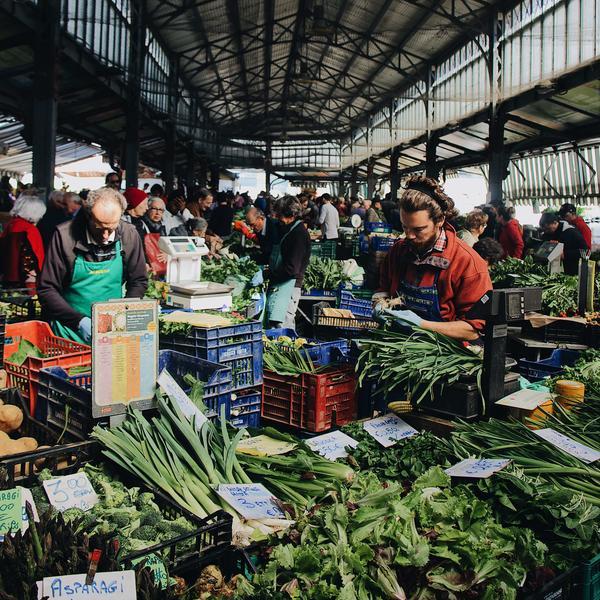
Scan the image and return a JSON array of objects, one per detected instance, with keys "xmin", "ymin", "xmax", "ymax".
[
  {"xmin": 582, "ymin": 553, "xmax": 600, "ymax": 600},
  {"xmin": 311, "ymin": 240, "xmax": 337, "ymax": 259}
]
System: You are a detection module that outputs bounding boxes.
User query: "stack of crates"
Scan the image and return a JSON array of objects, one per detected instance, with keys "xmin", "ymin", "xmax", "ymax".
[{"xmin": 160, "ymin": 320, "xmax": 263, "ymax": 428}]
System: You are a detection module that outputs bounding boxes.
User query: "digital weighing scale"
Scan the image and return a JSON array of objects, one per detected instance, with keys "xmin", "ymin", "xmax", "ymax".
[
  {"xmin": 158, "ymin": 236, "xmax": 234, "ymax": 311},
  {"xmin": 534, "ymin": 240, "xmax": 564, "ymax": 274}
]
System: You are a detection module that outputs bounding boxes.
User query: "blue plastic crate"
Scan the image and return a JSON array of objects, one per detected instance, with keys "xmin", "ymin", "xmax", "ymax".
[
  {"xmin": 158, "ymin": 350, "xmax": 233, "ymax": 418},
  {"xmin": 365, "ymin": 222, "xmax": 392, "ymax": 234},
  {"xmin": 303, "ymin": 289, "xmax": 337, "ymax": 297},
  {"xmin": 264, "ymin": 328, "xmax": 349, "ymax": 365},
  {"xmin": 230, "ymin": 411, "xmax": 260, "ymax": 429},
  {"xmin": 519, "ymin": 349, "xmax": 580, "ymax": 382},
  {"xmin": 370, "ymin": 236, "xmax": 396, "ymax": 252},
  {"xmin": 231, "ymin": 387, "xmax": 262, "ymax": 414},
  {"xmin": 338, "ymin": 290, "xmax": 373, "ymax": 318}
]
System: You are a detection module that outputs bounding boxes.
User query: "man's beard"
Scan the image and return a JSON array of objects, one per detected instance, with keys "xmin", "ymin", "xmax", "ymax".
[{"xmin": 408, "ymin": 230, "xmax": 439, "ymax": 254}]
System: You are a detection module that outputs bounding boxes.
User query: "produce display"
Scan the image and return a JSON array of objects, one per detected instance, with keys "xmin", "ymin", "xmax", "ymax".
[
  {"xmin": 356, "ymin": 327, "xmax": 483, "ymax": 404},
  {"xmin": 302, "ymin": 257, "xmax": 351, "ymax": 292}
]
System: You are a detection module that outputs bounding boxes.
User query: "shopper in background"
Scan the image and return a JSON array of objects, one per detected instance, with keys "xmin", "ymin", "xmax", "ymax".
[
  {"xmin": 122, "ymin": 187, "xmax": 149, "ymax": 238},
  {"xmin": 187, "ymin": 187, "xmax": 213, "ymax": 220},
  {"xmin": 318, "ymin": 193, "xmax": 340, "ymax": 240},
  {"xmin": 246, "ymin": 206, "xmax": 280, "ymax": 265},
  {"xmin": 163, "ymin": 189, "xmax": 193, "ymax": 233},
  {"xmin": 266, "ymin": 195, "xmax": 311, "ymax": 329},
  {"xmin": 39, "ymin": 187, "xmax": 147, "ymax": 344},
  {"xmin": 140, "ymin": 197, "xmax": 168, "ymax": 276},
  {"xmin": 473, "ymin": 237, "xmax": 504, "ymax": 266},
  {"xmin": 457, "ymin": 210, "xmax": 488, "ymax": 247},
  {"xmin": 0, "ymin": 175, "xmax": 13, "ymax": 211},
  {"xmin": 497, "ymin": 205, "xmax": 524, "ymax": 259},
  {"xmin": 299, "ymin": 193, "xmax": 319, "ymax": 229},
  {"xmin": 105, "ymin": 172, "xmax": 121, "ymax": 190},
  {"xmin": 209, "ymin": 192, "xmax": 235, "ymax": 238},
  {"xmin": 38, "ymin": 191, "xmax": 82, "ymax": 248},
  {"xmin": 375, "ymin": 175, "xmax": 491, "ymax": 341},
  {"xmin": 0, "ymin": 191, "xmax": 46, "ymax": 288},
  {"xmin": 539, "ymin": 211, "xmax": 588, "ymax": 275},
  {"xmin": 559, "ymin": 203, "xmax": 592, "ymax": 250},
  {"xmin": 366, "ymin": 197, "xmax": 387, "ymax": 223},
  {"xmin": 480, "ymin": 203, "xmax": 499, "ymax": 239}
]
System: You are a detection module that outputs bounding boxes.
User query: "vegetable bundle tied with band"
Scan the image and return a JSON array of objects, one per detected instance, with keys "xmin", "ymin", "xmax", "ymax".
[{"xmin": 357, "ymin": 327, "xmax": 483, "ymax": 404}]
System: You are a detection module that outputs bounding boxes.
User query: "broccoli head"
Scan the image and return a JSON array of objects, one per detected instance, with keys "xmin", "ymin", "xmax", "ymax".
[
  {"xmin": 132, "ymin": 525, "xmax": 159, "ymax": 542},
  {"xmin": 168, "ymin": 516, "xmax": 196, "ymax": 537},
  {"xmin": 136, "ymin": 492, "xmax": 160, "ymax": 513},
  {"xmin": 61, "ymin": 507, "xmax": 86, "ymax": 522},
  {"xmin": 140, "ymin": 510, "xmax": 162, "ymax": 527}
]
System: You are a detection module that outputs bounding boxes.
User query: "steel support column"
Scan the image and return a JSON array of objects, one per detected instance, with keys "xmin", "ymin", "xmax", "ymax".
[
  {"xmin": 210, "ymin": 163, "xmax": 220, "ymax": 190},
  {"xmin": 390, "ymin": 148, "xmax": 400, "ymax": 200},
  {"xmin": 32, "ymin": 0, "xmax": 60, "ymax": 194},
  {"xmin": 350, "ymin": 166, "xmax": 358, "ymax": 197},
  {"xmin": 366, "ymin": 160, "xmax": 376, "ymax": 199},
  {"xmin": 125, "ymin": 0, "xmax": 145, "ymax": 188},
  {"xmin": 199, "ymin": 158, "xmax": 208, "ymax": 188},
  {"xmin": 265, "ymin": 141, "xmax": 272, "ymax": 193},
  {"xmin": 163, "ymin": 60, "xmax": 179, "ymax": 194},
  {"xmin": 425, "ymin": 135, "xmax": 440, "ymax": 179},
  {"xmin": 186, "ymin": 143, "xmax": 195, "ymax": 191},
  {"xmin": 338, "ymin": 172, "xmax": 345, "ymax": 197}
]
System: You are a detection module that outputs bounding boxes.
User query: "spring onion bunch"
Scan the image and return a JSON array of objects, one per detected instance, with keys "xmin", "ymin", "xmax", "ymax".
[
  {"xmin": 92, "ymin": 394, "xmax": 252, "ymax": 519},
  {"xmin": 356, "ymin": 327, "xmax": 483, "ymax": 404},
  {"xmin": 449, "ymin": 417, "xmax": 600, "ymax": 506}
]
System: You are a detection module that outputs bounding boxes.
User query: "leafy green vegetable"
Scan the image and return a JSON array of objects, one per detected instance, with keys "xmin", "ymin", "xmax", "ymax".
[
  {"xmin": 302, "ymin": 257, "xmax": 351, "ymax": 292},
  {"xmin": 6, "ymin": 339, "xmax": 45, "ymax": 366}
]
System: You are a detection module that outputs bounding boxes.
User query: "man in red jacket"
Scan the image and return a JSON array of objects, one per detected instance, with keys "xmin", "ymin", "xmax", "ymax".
[
  {"xmin": 375, "ymin": 176, "xmax": 492, "ymax": 341},
  {"xmin": 559, "ymin": 203, "xmax": 592, "ymax": 250},
  {"xmin": 497, "ymin": 206, "xmax": 524, "ymax": 259}
]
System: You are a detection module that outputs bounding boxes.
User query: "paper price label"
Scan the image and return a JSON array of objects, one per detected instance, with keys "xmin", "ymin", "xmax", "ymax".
[
  {"xmin": 40, "ymin": 571, "xmax": 136, "ymax": 599},
  {"xmin": 533, "ymin": 428, "xmax": 600, "ymax": 464},
  {"xmin": 131, "ymin": 554, "xmax": 168, "ymax": 589},
  {"xmin": 306, "ymin": 430, "xmax": 359, "ymax": 460},
  {"xmin": 363, "ymin": 414, "xmax": 418, "ymax": 447},
  {"xmin": 445, "ymin": 458, "xmax": 510, "ymax": 479},
  {"xmin": 217, "ymin": 484, "xmax": 284, "ymax": 520},
  {"xmin": 236, "ymin": 435, "xmax": 297, "ymax": 457},
  {"xmin": 158, "ymin": 369, "xmax": 208, "ymax": 429},
  {"xmin": 43, "ymin": 472, "xmax": 99, "ymax": 512},
  {"xmin": 0, "ymin": 488, "xmax": 22, "ymax": 540}
]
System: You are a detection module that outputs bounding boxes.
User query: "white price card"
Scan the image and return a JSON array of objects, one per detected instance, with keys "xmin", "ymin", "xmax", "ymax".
[
  {"xmin": 533, "ymin": 428, "xmax": 600, "ymax": 464},
  {"xmin": 43, "ymin": 472, "xmax": 99, "ymax": 512},
  {"xmin": 445, "ymin": 458, "xmax": 511, "ymax": 479},
  {"xmin": 39, "ymin": 571, "xmax": 136, "ymax": 599},
  {"xmin": 158, "ymin": 369, "xmax": 208, "ymax": 430},
  {"xmin": 306, "ymin": 430, "xmax": 359, "ymax": 460},
  {"xmin": 363, "ymin": 414, "xmax": 418, "ymax": 447},
  {"xmin": 217, "ymin": 484, "xmax": 285, "ymax": 520}
]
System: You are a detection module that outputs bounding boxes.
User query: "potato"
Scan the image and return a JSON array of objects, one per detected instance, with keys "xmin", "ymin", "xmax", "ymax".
[
  {"xmin": 16, "ymin": 437, "xmax": 38, "ymax": 452},
  {"xmin": 0, "ymin": 405, "xmax": 23, "ymax": 433}
]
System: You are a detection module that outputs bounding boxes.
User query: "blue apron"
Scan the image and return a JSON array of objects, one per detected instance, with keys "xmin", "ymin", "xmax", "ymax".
[
  {"xmin": 266, "ymin": 220, "xmax": 301, "ymax": 324},
  {"xmin": 398, "ymin": 269, "xmax": 444, "ymax": 322}
]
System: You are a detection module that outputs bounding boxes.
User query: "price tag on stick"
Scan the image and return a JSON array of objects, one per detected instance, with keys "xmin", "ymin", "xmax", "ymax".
[
  {"xmin": 445, "ymin": 458, "xmax": 511, "ymax": 479},
  {"xmin": 363, "ymin": 414, "xmax": 418, "ymax": 447},
  {"xmin": 533, "ymin": 428, "xmax": 600, "ymax": 464},
  {"xmin": 43, "ymin": 472, "xmax": 99, "ymax": 512},
  {"xmin": 306, "ymin": 430, "xmax": 358, "ymax": 460},
  {"xmin": 216, "ymin": 484, "xmax": 285, "ymax": 520},
  {"xmin": 0, "ymin": 488, "xmax": 22, "ymax": 541}
]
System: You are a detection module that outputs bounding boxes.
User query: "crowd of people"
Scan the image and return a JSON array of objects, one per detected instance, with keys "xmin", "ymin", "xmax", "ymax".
[{"xmin": 0, "ymin": 170, "xmax": 593, "ymax": 339}]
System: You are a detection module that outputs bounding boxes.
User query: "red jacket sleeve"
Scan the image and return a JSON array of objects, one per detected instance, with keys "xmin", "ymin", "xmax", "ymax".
[
  {"xmin": 576, "ymin": 218, "xmax": 592, "ymax": 249},
  {"xmin": 507, "ymin": 220, "xmax": 524, "ymax": 259}
]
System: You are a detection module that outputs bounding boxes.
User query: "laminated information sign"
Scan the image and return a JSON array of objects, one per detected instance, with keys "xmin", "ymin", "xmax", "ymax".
[{"xmin": 92, "ymin": 299, "xmax": 158, "ymax": 418}]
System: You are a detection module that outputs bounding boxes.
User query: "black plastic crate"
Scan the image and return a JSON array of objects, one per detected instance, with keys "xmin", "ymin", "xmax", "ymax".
[
  {"xmin": 0, "ymin": 439, "xmax": 233, "ymax": 576},
  {"xmin": 420, "ymin": 371, "xmax": 521, "ymax": 419},
  {"xmin": 523, "ymin": 320, "xmax": 587, "ymax": 344},
  {"xmin": 0, "ymin": 314, "xmax": 5, "ymax": 368},
  {"xmin": 519, "ymin": 349, "xmax": 580, "ymax": 382},
  {"xmin": 522, "ymin": 566, "xmax": 579, "ymax": 599},
  {"xmin": 37, "ymin": 351, "xmax": 232, "ymax": 440},
  {"xmin": 0, "ymin": 288, "xmax": 41, "ymax": 322}
]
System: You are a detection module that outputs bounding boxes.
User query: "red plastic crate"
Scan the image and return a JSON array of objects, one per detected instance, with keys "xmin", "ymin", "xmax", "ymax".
[
  {"xmin": 262, "ymin": 366, "xmax": 357, "ymax": 432},
  {"xmin": 4, "ymin": 321, "xmax": 91, "ymax": 415}
]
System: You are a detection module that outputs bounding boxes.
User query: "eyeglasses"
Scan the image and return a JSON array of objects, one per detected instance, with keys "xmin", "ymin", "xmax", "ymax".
[{"xmin": 149, "ymin": 207, "xmax": 165, "ymax": 212}]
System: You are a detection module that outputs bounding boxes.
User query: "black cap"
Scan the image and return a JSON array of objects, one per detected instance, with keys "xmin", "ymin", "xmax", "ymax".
[{"xmin": 559, "ymin": 203, "xmax": 576, "ymax": 217}]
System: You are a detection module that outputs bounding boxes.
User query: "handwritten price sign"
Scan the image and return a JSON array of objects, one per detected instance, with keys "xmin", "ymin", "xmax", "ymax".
[
  {"xmin": 363, "ymin": 414, "xmax": 418, "ymax": 447},
  {"xmin": 445, "ymin": 458, "xmax": 510, "ymax": 479},
  {"xmin": 533, "ymin": 428, "xmax": 600, "ymax": 464},
  {"xmin": 43, "ymin": 473, "xmax": 99, "ymax": 512},
  {"xmin": 0, "ymin": 488, "xmax": 22, "ymax": 540},
  {"xmin": 306, "ymin": 430, "xmax": 359, "ymax": 460},
  {"xmin": 40, "ymin": 571, "xmax": 136, "ymax": 599},
  {"xmin": 217, "ymin": 484, "xmax": 284, "ymax": 520}
]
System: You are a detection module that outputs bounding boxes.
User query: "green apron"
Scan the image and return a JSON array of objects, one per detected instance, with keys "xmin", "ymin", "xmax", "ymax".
[
  {"xmin": 266, "ymin": 220, "xmax": 301, "ymax": 324},
  {"xmin": 52, "ymin": 241, "xmax": 124, "ymax": 344}
]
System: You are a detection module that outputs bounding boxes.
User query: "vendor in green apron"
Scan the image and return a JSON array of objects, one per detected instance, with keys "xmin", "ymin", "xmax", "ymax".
[
  {"xmin": 38, "ymin": 187, "xmax": 148, "ymax": 344},
  {"xmin": 266, "ymin": 195, "xmax": 311, "ymax": 329}
]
